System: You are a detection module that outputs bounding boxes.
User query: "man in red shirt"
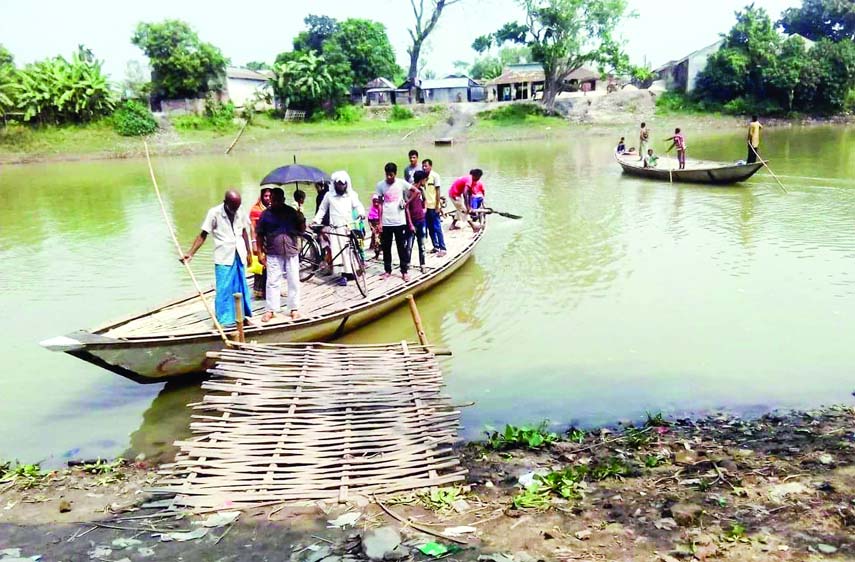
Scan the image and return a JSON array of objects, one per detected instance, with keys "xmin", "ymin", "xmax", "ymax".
[{"xmin": 448, "ymin": 169, "xmax": 483, "ymax": 232}]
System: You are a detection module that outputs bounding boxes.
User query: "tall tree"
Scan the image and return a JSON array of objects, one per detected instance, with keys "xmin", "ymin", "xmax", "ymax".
[
  {"xmin": 493, "ymin": 0, "xmax": 630, "ymax": 109},
  {"xmin": 406, "ymin": 0, "xmax": 462, "ymax": 79},
  {"xmin": 779, "ymin": 0, "xmax": 855, "ymax": 42},
  {"xmin": 131, "ymin": 20, "xmax": 228, "ymax": 99},
  {"xmin": 0, "ymin": 44, "xmax": 14, "ymax": 68},
  {"xmin": 323, "ymin": 19, "xmax": 402, "ymax": 85},
  {"xmin": 245, "ymin": 61, "xmax": 269, "ymax": 71},
  {"xmin": 293, "ymin": 15, "xmax": 339, "ymax": 53}
]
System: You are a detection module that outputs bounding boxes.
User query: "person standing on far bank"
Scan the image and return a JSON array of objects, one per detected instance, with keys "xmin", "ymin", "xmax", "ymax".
[
  {"xmin": 747, "ymin": 115, "xmax": 763, "ymax": 164},
  {"xmin": 182, "ymin": 190, "xmax": 254, "ymax": 327}
]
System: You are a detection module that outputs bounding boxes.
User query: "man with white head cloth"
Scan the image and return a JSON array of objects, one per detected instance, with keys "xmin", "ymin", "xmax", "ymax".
[{"xmin": 312, "ymin": 171, "xmax": 366, "ymax": 286}]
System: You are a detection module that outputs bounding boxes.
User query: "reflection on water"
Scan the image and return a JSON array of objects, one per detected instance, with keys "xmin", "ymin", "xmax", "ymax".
[{"xmin": 1, "ymin": 125, "xmax": 854, "ymax": 463}]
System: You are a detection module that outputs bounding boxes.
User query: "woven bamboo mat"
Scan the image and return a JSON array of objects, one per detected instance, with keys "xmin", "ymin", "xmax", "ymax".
[{"xmin": 155, "ymin": 341, "xmax": 465, "ymax": 509}]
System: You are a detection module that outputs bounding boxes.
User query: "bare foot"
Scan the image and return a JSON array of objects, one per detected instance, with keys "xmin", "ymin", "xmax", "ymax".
[
  {"xmin": 261, "ymin": 311, "xmax": 275, "ymax": 323},
  {"xmin": 290, "ymin": 311, "xmax": 301, "ymax": 320}
]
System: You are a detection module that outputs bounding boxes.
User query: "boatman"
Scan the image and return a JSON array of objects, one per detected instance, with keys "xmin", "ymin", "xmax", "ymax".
[
  {"xmin": 747, "ymin": 115, "xmax": 763, "ymax": 164},
  {"xmin": 181, "ymin": 190, "xmax": 254, "ymax": 327},
  {"xmin": 638, "ymin": 122, "xmax": 650, "ymax": 161}
]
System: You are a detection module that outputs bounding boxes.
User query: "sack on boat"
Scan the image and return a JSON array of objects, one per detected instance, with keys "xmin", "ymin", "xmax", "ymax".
[{"xmin": 247, "ymin": 255, "xmax": 264, "ymax": 275}]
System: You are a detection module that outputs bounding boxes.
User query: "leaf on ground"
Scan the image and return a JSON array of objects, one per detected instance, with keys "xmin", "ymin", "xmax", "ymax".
[
  {"xmin": 199, "ymin": 510, "xmax": 240, "ymax": 528},
  {"xmin": 158, "ymin": 527, "xmax": 208, "ymax": 542}
]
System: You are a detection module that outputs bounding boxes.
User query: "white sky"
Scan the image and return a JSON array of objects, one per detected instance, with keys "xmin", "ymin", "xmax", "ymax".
[{"xmin": 1, "ymin": 0, "xmax": 795, "ymax": 80}]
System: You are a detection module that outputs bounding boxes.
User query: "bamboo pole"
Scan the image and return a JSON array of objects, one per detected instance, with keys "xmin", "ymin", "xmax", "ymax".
[
  {"xmin": 143, "ymin": 140, "xmax": 229, "ymax": 344},
  {"xmin": 224, "ymin": 119, "xmax": 248, "ymax": 155},
  {"xmin": 406, "ymin": 295, "xmax": 429, "ymax": 346},
  {"xmin": 233, "ymin": 293, "xmax": 245, "ymax": 343},
  {"xmin": 750, "ymin": 143, "xmax": 788, "ymax": 194}
]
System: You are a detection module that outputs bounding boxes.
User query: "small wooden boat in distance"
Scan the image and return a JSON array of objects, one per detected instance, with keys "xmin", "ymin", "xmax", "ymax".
[
  {"xmin": 41, "ymin": 223, "xmax": 484, "ymax": 383},
  {"xmin": 615, "ymin": 153, "xmax": 764, "ymax": 185}
]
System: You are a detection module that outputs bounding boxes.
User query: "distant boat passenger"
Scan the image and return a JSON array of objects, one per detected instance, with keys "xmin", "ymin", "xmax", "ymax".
[{"xmin": 616, "ymin": 137, "xmax": 626, "ymax": 154}]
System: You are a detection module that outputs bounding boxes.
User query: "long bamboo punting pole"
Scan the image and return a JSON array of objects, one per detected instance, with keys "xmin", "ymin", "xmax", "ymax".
[
  {"xmin": 750, "ymin": 143, "xmax": 788, "ymax": 194},
  {"xmin": 406, "ymin": 295, "xmax": 429, "ymax": 346},
  {"xmin": 143, "ymin": 139, "xmax": 229, "ymax": 344}
]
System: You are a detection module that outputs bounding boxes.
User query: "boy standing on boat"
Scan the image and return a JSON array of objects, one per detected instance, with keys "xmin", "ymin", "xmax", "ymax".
[
  {"xmin": 257, "ymin": 188, "xmax": 305, "ymax": 322},
  {"xmin": 376, "ymin": 162, "xmax": 411, "ymax": 282},
  {"xmin": 747, "ymin": 116, "xmax": 763, "ymax": 163},
  {"xmin": 665, "ymin": 128, "xmax": 687, "ymax": 170},
  {"xmin": 182, "ymin": 190, "xmax": 254, "ymax": 327},
  {"xmin": 422, "ymin": 158, "xmax": 446, "ymax": 257},
  {"xmin": 638, "ymin": 122, "xmax": 650, "ymax": 161},
  {"xmin": 405, "ymin": 170, "xmax": 429, "ymax": 273}
]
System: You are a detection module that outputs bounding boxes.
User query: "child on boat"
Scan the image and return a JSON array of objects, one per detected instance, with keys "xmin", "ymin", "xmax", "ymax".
[
  {"xmin": 643, "ymin": 148, "xmax": 659, "ymax": 169},
  {"xmin": 616, "ymin": 137, "xmax": 626, "ymax": 154},
  {"xmin": 666, "ymin": 128, "xmax": 687, "ymax": 170},
  {"xmin": 293, "ymin": 188, "xmax": 306, "ymax": 213},
  {"xmin": 367, "ymin": 194, "xmax": 382, "ymax": 259}
]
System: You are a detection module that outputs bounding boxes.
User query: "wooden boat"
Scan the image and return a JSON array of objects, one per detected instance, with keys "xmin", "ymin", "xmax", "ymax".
[
  {"xmin": 41, "ymin": 223, "xmax": 484, "ymax": 383},
  {"xmin": 615, "ymin": 153, "xmax": 764, "ymax": 185}
]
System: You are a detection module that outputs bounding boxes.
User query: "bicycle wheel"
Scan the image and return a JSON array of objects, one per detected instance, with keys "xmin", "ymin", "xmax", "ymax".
[
  {"xmin": 299, "ymin": 233, "xmax": 322, "ymax": 282},
  {"xmin": 349, "ymin": 238, "xmax": 368, "ymax": 298}
]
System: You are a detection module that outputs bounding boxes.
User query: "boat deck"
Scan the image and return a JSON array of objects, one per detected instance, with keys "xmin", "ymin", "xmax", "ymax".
[
  {"xmin": 102, "ymin": 223, "xmax": 480, "ymax": 339},
  {"xmin": 616, "ymin": 153, "xmax": 737, "ymax": 171}
]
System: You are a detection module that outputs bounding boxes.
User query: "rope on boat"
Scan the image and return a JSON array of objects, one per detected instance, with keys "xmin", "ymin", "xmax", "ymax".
[
  {"xmin": 143, "ymin": 140, "xmax": 230, "ymax": 345},
  {"xmin": 750, "ymin": 143, "xmax": 788, "ymax": 194}
]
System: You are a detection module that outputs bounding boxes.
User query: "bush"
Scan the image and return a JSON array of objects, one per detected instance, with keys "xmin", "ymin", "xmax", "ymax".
[
  {"xmin": 845, "ymin": 89, "xmax": 855, "ymax": 114},
  {"xmin": 654, "ymin": 91, "xmax": 705, "ymax": 114},
  {"xmin": 335, "ymin": 104, "xmax": 363, "ymax": 123},
  {"xmin": 480, "ymin": 103, "xmax": 548, "ymax": 121},
  {"xmin": 390, "ymin": 104, "xmax": 414, "ymax": 121},
  {"xmin": 172, "ymin": 97, "xmax": 237, "ymax": 132},
  {"xmin": 721, "ymin": 96, "xmax": 783, "ymax": 116},
  {"xmin": 112, "ymin": 100, "xmax": 158, "ymax": 136}
]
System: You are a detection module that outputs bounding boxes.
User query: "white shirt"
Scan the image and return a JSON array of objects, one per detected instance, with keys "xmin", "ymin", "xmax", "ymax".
[
  {"xmin": 375, "ymin": 178, "xmax": 409, "ymax": 227},
  {"xmin": 201, "ymin": 203, "xmax": 250, "ymax": 266},
  {"xmin": 313, "ymin": 190, "xmax": 365, "ymax": 228}
]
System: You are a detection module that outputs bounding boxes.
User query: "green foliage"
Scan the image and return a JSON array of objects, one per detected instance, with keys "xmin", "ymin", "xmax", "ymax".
[
  {"xmin": 484, "ymin": 421, "xmax": 558, "ymax": 450},
  {"xmin": 0, "ymin": 64, "xmax": 16, "ymax": 119},
  {"xmin": 79, "ymin": 458, "xmax": 125, "ymax": 475},
  {"xmin": 567, "ymin": 427, "xmax": 586, "ymax": 444},
  {"xmin": 470, "ymin": 46, "xmax": 532, "ymax": 80},
  {"xmin": 245, "ymin": 61, "xmax": 269, "ymax": 71},
  {"xmin": 723, "ymin": 522, "xmax": 747, "ymax": 541},
  {"xmin": 472, "ymin": 35, "xmax": 493, "ymax": 53},
  {"xmin": 480, "ymin": 103, "xmax": 549, "ymax": 121},
  {"xmin": 535, "ymin": 465, "xmax": 588, "ymax": 499},
  {"xmin": 121, "ymin": 60, "xmax": 151, "ymax": 101},
  {"xmin": 623, "ymin": 427, "xmax": 653, "ymax": 448},
  {"xmin": 590, "ymin": 457, "xmax": 631, "ymax": 480},
  {"xmin": 779, "ymin": 0, "xmax": 855, "ymax": 42},
  {"xmin": 417, "ymin": 486, "xmax": 467, "ymax": 511},
  {"xmin": 172, "ymin": 97, "xmax": 236, "ymax": 131},
  {"xmin": 323, "ymin": 19, "xmax": 403, "ymax": 86},
  {"xmin": 513, "ymin": 484, "xmax": 552, "ymax": 509},
  {"xmin": 696, "ymin": 5, "xmax": 855, "ymax": 115},
  {"xmin": 1, "ymin": 462, "xmax": 49, "ymax": 489},
  {"xmin": 0, "ymin": 43, "xmax": 14, "ymax": 67},
  {"xmin": 499, "ymin": 0, "xmax": 631, "ymax": 107},
  {"xmin": 846, "ymin": 88, "xmax": 855, "ymax": 112},
  {"xmin": 270, "ymin": 50, "xmax": 343, "ymax": 113},
  {"xmin": 644, "ymin": 412, "xmax": 671, "ymax": 428},
  {"xmin": 132, "ymin": 20, "xmax": 228, "ymax": 99},
  {"xmin": 294, "ymin": 15, "xmax": 340, "ymax": 53},
  {"xmin": 13, "ymin": 51, "xmax": 116, "ymax": 124},
  {"xmin": 389, "ymin": 104, "xmax": 414, "ymax": 121},
  {"xmin": 112, "ymin": 100, "xmax": 157, "ymax": 136},
  {"xmin": 643, "ymin": 454, "xmax": 664, "ymax": 468},
  {"xmin": 335, "ymin": 104, "xmax": 363, "ymax": 123}
]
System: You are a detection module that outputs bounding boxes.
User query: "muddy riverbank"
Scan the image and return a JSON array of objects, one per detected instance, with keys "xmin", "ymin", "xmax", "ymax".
[{"xmin": 2, "ymin": 405, "xmax": 852, "ymax": 561}]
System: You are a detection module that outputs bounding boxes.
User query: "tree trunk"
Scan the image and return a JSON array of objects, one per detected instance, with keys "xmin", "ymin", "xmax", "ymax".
[
  {"xmin": 408, "ymin": 40, "xmax": 422, "ymax": 80},
  {"xmin": 542, "ymin": 75, "xmax": 562, "ymax": 111}
]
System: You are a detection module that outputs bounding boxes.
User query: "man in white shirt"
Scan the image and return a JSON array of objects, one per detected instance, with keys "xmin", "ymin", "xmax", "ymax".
[
  {"xmin": 182, "ymin": 190, "xmax": 254, "ymax": 327},
  {"xmin": 375, "ymin": 162, "xmax": 411, "ymax": 282},
  {"xmin": 313, "ymin": 171, "xmax": 366, "ymax": 287}
]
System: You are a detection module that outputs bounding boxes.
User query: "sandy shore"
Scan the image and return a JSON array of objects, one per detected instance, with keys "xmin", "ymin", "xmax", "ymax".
[{"xmin": 2, "ymin": 405, "xmax": 852, "ymax": 561}]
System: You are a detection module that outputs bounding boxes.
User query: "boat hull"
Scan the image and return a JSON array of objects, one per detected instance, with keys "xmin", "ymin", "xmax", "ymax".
[
  {"xmin": 616, "ymin": 155, "xmax": 764, "ymax": 185},
  {"xmin": 45, "ymin": 231, "xmax": 478, "ymax": 383}
]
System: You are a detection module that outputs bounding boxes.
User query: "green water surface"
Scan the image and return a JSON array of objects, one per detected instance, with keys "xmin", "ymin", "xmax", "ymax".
[{"xmin": 1, "ymin": 124, "xmax": 853, "ymax": 465}]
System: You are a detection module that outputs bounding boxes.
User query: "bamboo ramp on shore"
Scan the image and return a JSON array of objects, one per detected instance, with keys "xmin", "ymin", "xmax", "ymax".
[{"xmin": 155, "ymin": 341, "xmax": 465, "ymax": 509}]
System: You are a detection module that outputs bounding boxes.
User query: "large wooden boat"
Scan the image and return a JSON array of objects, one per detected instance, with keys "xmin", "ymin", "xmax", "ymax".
[
  {"xmin": 615, "ymin": 153, "xmax": 764, "ymax": 185},
  {"xmin": 41, "ymin": 223, "xmax": 483, "ymax": 383}
]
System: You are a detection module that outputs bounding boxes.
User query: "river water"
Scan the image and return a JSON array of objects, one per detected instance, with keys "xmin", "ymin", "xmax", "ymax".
[{"xmin": 1, "ymin": 125, "xmax": 854, "ymax": 465}]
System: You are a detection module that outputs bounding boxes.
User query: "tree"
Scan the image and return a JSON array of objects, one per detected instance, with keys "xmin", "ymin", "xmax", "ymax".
[
  {"xmin": 472, "ymin": 35, "xmax": 493, "ymax": 54},
  {"xmin": 806, "ymin": 38, "xmax": 855, "ymax": 111},
  {"xmin": 493, "ymin": 0, "xmax": 630, "ymax": 109},
  {"xmin": 323, "ymin": 19, "xmax": 402, "ymax": 86},
  {"xmin": 766, "ymin": 36, "xmax": 812, "ymax": 110},
  {"xmin": 779, "ymin": 0, "xmax": 855, "ymax": 42},
  {"xmin": 270, "ymin": 51, "xmax": 344, "ymax": 112},
  {"xmin": 293, "ymin": 15, "xmax": 339, "ymax": 53},
  {"xmin": 406, "ymin": 0, "xmax": 463, "ymax": 79},
  {"xmin": 470, "ymin": 45, "xmax": 531, "ymax": 80},
  {"xmin": 131, "ymin": 20, "xmax": 228, "ymax": 99},
  {"xmin": 122, "ymin": 60, "xmax": 151, "ymax": 101},
  {"xmin": 245, "ymin": 61, "xmax": 269, "ymax": 71},
  {"xmin": 0, "ymin": 44, "xmax": 14, "ymax": 68}
]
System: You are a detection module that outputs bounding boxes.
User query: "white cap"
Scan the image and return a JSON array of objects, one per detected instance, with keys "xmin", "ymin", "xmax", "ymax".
[{"xmin": 330, "ymin": 170, "xmax": 351, "ymax": 189}]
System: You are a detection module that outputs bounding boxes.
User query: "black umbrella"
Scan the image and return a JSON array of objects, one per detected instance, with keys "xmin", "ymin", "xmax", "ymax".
[{"xmin": 260, "ymin": 164, "xmax": 330, "ymax": 186}]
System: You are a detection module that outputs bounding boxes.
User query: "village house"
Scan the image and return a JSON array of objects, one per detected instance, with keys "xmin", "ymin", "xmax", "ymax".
[
  {"xmin": 223, "ymin": 67, "xmax": 274, "ymax": 110},
  {"xmin": 419, "ymin": 76, "xmax": 485, "ymax": 103},
  {"xmin": 655, "ymin": 34, "xmax": 815, "ymax": 93},
  {"xmin": 486, "ymin": 63, "xmax": 599, "ymax": 102},
  {"xmin": 363, "ymin": 77, "xmax": 397, "ymax": 106}
]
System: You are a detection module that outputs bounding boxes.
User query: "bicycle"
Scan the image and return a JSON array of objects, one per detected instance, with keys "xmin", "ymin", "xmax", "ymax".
[{"xmin": 303, "ymin": 223, "xmax": 368, "ymax": 297}]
